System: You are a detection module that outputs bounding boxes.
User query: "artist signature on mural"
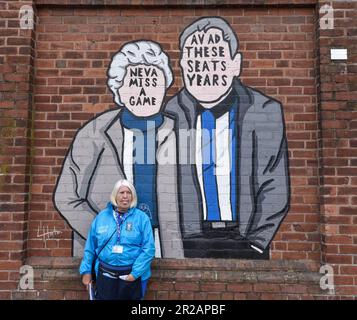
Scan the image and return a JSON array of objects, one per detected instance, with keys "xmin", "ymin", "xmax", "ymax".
[{"xmin": 36, "ymin": 225, "xmax": 62, "ymax": 242}]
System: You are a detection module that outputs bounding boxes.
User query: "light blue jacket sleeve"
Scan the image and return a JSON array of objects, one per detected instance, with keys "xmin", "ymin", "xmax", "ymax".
[
  {"xmin": 131, "ymin": 214, "xmax": 155, "ymax": 279},
  {"xmin": 79, "ymin": 218, "xmax": 98, "ymax": 275}
]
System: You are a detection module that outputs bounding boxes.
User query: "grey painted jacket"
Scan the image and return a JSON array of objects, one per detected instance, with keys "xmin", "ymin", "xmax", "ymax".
[
  {"xmin": 165, "ymin": 79, "xmax": 290, "ymax": 250},
  {"xmin": 53, "ymin": 108, "xmax": 184, "ymax": 258}
]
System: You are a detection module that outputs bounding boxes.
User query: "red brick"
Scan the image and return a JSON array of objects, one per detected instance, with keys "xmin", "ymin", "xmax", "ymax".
[
  {"xmin": 254, "ymin": 283, "xmax": 281, "ymax": 293},
  {"xmin": 148, "ymin": 282, "xmax": 174, "ymax": 291},
  {"xmin": 339, "ymin": 226, "xmax": 357, "ymax": 234},
  {"xmin": 174, "ymin": 282, "xmax": 199, "ymax": 291},
  {"xmin": 325, "ymin": 254, "xmax": 353, "ymax": 264},
  {"xmin": 226, "ymin": 283, "xmax": 253, "ymax": 292},
  {"xmin": 201, "ymin": 283, "xmax": 226, "ymax": 292},
  {"xmin": 339, "ymin": 207, "xmax": 357, "ymax": 215},
  {"xmin": 336, "ymin": 286, "xmax": 357, "ymax": 296}
]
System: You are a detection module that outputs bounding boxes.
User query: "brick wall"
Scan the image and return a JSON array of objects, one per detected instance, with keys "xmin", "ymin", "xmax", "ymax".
[
  {"xmin": 14, "ymin": 257, "xmax": 324, "ymax": 300},
  {"xmin": 0, "ymin": 0, "xmax": 36, "ymax": 299},
  {"xmin": 317, "ymin": 0, "xmax": 357, "ymax": 297},
  {"xmin": 0, "ymin": 0, "xmax": 356, "ymax": 300}
]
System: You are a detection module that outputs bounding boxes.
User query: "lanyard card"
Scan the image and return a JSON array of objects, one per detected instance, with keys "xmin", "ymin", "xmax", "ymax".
[{"xmin": 112, "ymin": 245, "xmax": 124, "ymax": 254}]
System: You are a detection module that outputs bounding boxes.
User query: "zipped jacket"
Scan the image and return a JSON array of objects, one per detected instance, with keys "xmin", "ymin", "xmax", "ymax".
[{"xmin": 79, "ymin": 203, "xmax": 155, "ymax": 280}]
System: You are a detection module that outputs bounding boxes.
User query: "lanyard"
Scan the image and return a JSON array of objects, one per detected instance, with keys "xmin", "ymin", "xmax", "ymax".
[{"xmin": 114, "ymin": 209, "xmax": 128, "ymax": 244}]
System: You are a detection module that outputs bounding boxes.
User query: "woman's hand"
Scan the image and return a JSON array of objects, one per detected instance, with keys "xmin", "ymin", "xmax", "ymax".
[
  {"xmin": 125, "ymin": 274, "xmax": 136, "ymax": 282},
  {"xmin": 82, "ymin": 274, "xmax": 92, "ymax": 290}
]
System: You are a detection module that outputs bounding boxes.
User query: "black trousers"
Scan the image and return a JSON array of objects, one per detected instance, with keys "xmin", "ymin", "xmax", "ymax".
[{"xmin": 95, "ymin": 262, "xmax": 142, "ymax": 300}]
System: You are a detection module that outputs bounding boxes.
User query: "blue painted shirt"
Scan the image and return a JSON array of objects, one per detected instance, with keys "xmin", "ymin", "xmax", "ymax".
[
  {"xmin": 120, "ymin": 109, "xmax": 163, "ymax": 228},
  {"xmin": 196, "ymin": 92, "xmax": 238, "ymax": 221}
]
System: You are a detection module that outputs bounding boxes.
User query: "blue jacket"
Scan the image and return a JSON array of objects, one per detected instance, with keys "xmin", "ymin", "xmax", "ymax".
[{"xmin": 79, "ymin": 203, "xmax": 155, "ymax": 280}]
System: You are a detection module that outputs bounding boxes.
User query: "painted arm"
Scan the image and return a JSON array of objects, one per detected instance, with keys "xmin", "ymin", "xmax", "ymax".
[
  {"xmin": 53, "ymin": 123, "xmax": 104, "ymax": 240},
  {"xmin": 240, "ymin": 100, "xmax": 290, "ymax": 250},
  {"xmin": 156, "ymin": 126, "xmax": 185, "ymax": 258}
]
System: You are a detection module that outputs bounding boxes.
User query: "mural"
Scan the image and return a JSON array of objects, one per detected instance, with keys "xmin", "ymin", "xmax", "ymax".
[
  {"xmin": 54, "ymin": 40, "xmax": 184, "ymax": 258},
  {"xmin": 54, "ymin": 17, "xmax": 290, "ymax": 260}
]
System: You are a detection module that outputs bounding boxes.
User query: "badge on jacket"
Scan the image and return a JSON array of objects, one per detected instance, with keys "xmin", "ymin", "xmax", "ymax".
[
  {"xmin": 126, "ymin": 222, "xmax": 133, "ymax": 232},
  {"xmin": 112, "ymin": 245, "xmax": 123, "ymax": 254}
]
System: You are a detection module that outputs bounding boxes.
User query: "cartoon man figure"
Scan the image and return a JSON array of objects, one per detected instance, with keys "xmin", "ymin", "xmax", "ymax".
[
  {"xmin": 54, "ymin": 40, "xmax": 183, "ymax": 259},
  {"xmin": 165, "ymin": 17, "xmax": 290, "ymax": 258}
]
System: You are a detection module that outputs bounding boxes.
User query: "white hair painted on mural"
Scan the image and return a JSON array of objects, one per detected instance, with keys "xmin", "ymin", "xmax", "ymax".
[
  {"xmin": 107, "ymin": 40, "xmax": 174, "ymax": 107},
  {"xmin": 110, "ymin": 179, "xmax": 138, "ymax": 209}
]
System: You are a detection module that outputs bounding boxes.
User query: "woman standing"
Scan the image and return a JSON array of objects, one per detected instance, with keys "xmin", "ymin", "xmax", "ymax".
[{"xmin": 79, "ymin": 179, "xmax": 155, "ymax": 300}]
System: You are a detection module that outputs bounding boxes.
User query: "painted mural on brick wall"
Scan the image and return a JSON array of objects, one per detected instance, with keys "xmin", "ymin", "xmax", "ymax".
[{"xmin": 54, "ymin": 17, "xmax": 290, "ymax": 260}]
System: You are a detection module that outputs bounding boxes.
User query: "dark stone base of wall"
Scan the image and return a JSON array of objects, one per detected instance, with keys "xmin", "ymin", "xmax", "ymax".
[{"xmin": 10, "ymin": 257, "xmax": 343, "ymax": 300}]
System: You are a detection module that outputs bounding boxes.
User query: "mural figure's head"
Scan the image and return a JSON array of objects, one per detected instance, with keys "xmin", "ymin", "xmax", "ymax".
[
  {"xmin": 110, "ymin": 179, "xmax": 138, "ymax": 212},
  {"xmin": 107, "ymin": 40, "xmax": 174, "ymax": 117},
  {"xmin": 179, "ymin": 17, "xmax": 242, "ymax": 106}
]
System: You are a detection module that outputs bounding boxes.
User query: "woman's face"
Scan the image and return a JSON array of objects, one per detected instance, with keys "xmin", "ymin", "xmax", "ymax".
[
  {"xmin": 116, "ymin": 186, "xmax": 133, "ymax": 212},
  {"xmin": 118, "ymin": 64, "xmax": 166, "ymax": 117}
]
